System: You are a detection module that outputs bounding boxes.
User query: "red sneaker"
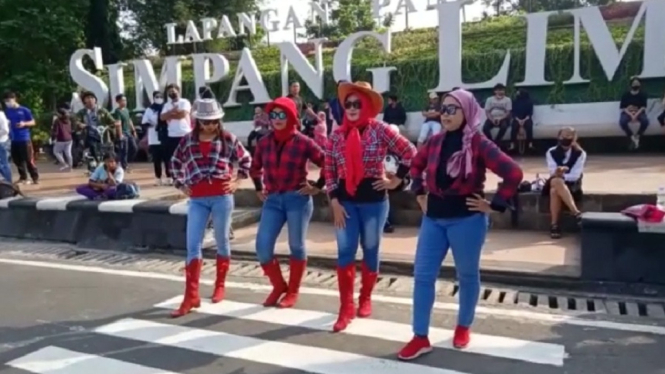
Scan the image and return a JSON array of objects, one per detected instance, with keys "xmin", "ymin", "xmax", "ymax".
[
  {"xmin": 397, "ymin": 336, "xmax": 432, "ymax": 361},
  {"xmin": 453, "ymin": 325, "xmax": 470, "ymax": 349}
]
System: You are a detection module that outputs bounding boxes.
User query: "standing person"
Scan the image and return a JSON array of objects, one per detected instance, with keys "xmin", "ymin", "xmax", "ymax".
[
  {"xmin": 325, "ymin": 81, "xmax": 417, "ymax": 332},
  {"xmin": 286, "ymin": 82, "xmax": 305, "ymax": 121},
  {"xmin": 169, "ymin": 99, "xmax": 251, "ymax": 317},
  {"xmin": 4, "ymin": 91, "xmax": 39, "ymax": 184},
  {"xmin": 247, "ymin": 105, "xmax": 270, "ymax": 154},
  {"xmin": 142, "ymin": 91, "xmax": 170, "ymax": 185},
  {"xmin": 51, "ymin": 104, "xmax": 74, "ymax": 171},
  {"xmin": 509, "ymin": 88, "xmax": 535, "ymax": 151},
  {"xmin": 618, "ymin": 76, "xmax": 649, "ymax": 150},
  {"xmin": 482, "ymin": 83, "xmax": 512, "ymax": 145},
  {"xmin": 0, "ymin": 109, "xmax": 11, "ymax": 182},
  {"xmin": 328, "ymin": 80, "xmax": 347, "ymax": 127},
  {"xmin": 112, "ymin": 94, "xmax": 138, "ymax": 171},
  {"xmin": 161, "ymin": 84, "xmax": 192, "ymax": 178},
  {"xmin": 398, "ymin": 89, "xmax": 523, "ymax": 360},
  {"xmin": 250, "ymin": 97, "xmax": 325, "ymax": 309},
  {"xmin": 75, "ymin": 152, "xmax": 124, "ymax": 200},
  {"xmin": 75, "ymin": 91, "xmax": 116, "ymax": 164}
]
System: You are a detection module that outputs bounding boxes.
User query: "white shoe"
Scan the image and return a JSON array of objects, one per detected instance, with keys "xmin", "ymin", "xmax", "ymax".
[
  {"xmin": 155, "ymin": 178, "xmax": 163, "ymax": 186},
  {"xmin": 632, "ymin": 135, "xmax": 640, "ymax": 149}
]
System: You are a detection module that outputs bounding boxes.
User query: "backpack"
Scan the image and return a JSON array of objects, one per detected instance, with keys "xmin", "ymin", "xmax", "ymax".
[
  {"xmin": 114, "ymin": 182, "xmax": 140, "ymax": 200},
  {"xmin": 0, "ymin": 181, "xmax": 23, "ymax": 199}
]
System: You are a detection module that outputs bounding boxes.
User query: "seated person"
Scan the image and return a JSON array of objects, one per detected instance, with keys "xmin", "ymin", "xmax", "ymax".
[
  {"xmin": 482, "ymin": 83, "xmax": 512, "ymax": 144},
  {"xmin": 542, "ymin": 127, "xmax": 585, "ymax": 239},
  {"xmin": 383, "ymin": 94, "xmax": 407, "ymax": 127},
  {"xmin": 658, "ymin": 91, "xmax": 665, "ymax": 128},
  {"xmin": 75, "ymin": 152, "xmax": 124, "ymax": 200},
  {"xmin": 418, "ymin": 92, "xmax": 442, "ymax": 147},
  {"xmin": 383, "ymin": 124, "xmax": 411, "ymax": 233},
  {"xmin": 619, "ymin": 76, "xmax": 649, "ymax": 150},
  {"xmin": 509, "ymin": 88, "xmax": 534, "ymax": 151}
]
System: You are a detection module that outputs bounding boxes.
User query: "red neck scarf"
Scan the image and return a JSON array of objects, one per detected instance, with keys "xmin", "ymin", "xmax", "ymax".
[
  {"xmin": 273, "ymin": 125, "xmax": 297, "ymax": 143},
  {"xmin": 339, "ymin": 94, "xmax": 374, "ymax": 196}
]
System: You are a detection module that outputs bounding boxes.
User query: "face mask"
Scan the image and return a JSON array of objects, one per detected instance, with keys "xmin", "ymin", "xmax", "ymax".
[
  {"xmin": 154, "ymin": 98, "xmax": 163, "ymax": 104},
  {"xmin": 559, "ymin": 138, "xmax": 573, "ymax": 147},
  {"xmin": 4, "ymin": 101, "xmax": 12, "ymax": 107},
  {"xmin": 168, "ymin": 93, "xmax": 177, "ymax": 99}
]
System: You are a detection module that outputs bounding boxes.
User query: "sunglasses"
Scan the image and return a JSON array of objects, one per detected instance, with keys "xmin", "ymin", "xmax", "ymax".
[
  {"xmin": 200, "ymin": 120, "xmax": 218, "ymax": 126},
  {"xmin": 269, "ymin": 111, "xmax": 287, "ymax": 120},
  {"xmin": 441, "ymin": 104, "xmax": 462, "ymax": 116},
  {"xmin": 344, "ymin": 100, "xmax": 362, "ymax": 110}
]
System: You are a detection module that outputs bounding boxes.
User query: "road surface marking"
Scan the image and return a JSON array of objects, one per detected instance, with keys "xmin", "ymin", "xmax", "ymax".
[
  {"xmin": 155, "ymin": 297, "xmax": 566, "ymax": 366},
  {"xmin": 95, "ymin": 318, "xmax": 470, "ymax": 374},
  {"xmin": 0, "ymin": 196, "xmax": 21, "ymax": 208},
  {"xmin": 2, "ymin": 258, "xmax": 664, "ymax": 336},
  {"xmin": 6, "ymin": 346, "xmax": 178, "ymax": 374},
  {"xmin": 35, "ymin": 196, "xmax": 86, "ymax": 211}
]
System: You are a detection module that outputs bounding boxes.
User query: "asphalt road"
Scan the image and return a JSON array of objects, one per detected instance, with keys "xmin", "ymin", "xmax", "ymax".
[{"xmin": 0, "ymin": 262, "xmax": 664, "ymax": 374}]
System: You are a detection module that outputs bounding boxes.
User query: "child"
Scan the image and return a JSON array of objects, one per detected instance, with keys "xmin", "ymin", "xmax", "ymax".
[{"xmin": 75, "ymin": 152, "xmax": 124, "ymax": 200}]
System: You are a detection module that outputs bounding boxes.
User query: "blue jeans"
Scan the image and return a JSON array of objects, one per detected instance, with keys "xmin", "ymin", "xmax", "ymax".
[
  {"xmin": 116, "ymin": 133, "xmax": 137, "ymax": 169},
  {"xmin": 0, "ymin": 141, "xmax": 12, "ymax": 182},
  {"xmin": 412, "ymin": 213, "xmax": 488, "ymax": 336},
  {"xmin": 255, "ymin": 192, "xmax": 313, "ymax": 264},
  {"xmin": 619, "ymin": 112, "xmax": 649, "ymax": 136},
  {"xmin": 186, "ymin": 195, "xmax": 234, "ymax": 264},
  {"xmin": 336, "ymin": 200, "xmax": 389, "ymax": 272}
]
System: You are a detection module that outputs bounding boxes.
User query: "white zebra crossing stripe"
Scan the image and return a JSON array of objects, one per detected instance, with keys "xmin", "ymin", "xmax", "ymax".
[
  {"xmin": 95, "ymin": 318, "xmax": 472, "ymax": 374},
  {"xmin": 155, "ymin": 297, "xmax": 566, "ymax": 366},
  {"xmin": 6, "ymin": 346, "xmax": 178, "ymax": 374}
]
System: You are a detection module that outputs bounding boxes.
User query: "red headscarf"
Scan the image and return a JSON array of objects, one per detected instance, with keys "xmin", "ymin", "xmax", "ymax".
[
  {"xmin": 339, "ymin": 91, "xmax": 376, "ymax": 196},
  {"xmin": 265, "ymin": 97, "xmax": 299, "ymax": 143}
]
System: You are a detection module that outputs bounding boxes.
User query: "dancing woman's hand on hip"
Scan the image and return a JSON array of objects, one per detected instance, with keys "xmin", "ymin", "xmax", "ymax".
[{"xmin": 330, "ymin": 198, "xmax": 349, "ymax": 229}]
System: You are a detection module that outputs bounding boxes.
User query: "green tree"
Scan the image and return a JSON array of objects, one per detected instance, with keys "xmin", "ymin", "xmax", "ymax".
[
  {"xmin": 482, "ymin": 0, "xmax": 617, "ymax": 15},
  {"xmin": 301, "ymin": 0, "xmax": 377, "ymax": 40}
]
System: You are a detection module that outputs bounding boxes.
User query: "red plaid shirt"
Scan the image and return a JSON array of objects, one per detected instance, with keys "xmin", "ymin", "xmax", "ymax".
[
  {"xmin": 170, "ymin": 132, "xmax": 251, "ymax": 189},
  {"xmin": 324, "ymin": 120, "xmax": 416, "ymax": 194},
  {"xmin": 410, "ymin": 132, "xmax": 523, "ymax": 202},
  {"xmin": 250, "ymin": 132, "xmax": 324, "ymax": 193}
]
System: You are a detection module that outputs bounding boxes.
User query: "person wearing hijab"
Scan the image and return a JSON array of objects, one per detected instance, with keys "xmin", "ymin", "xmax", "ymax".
[
  {"xmin": 250, "ymin": 97, "xmax": 325, "ymax": 309},
  {"xmin": 169, "ymin": 99, "xmax": 251, "ymax": 318},
  {"xmin": 142, "ymin": 91, "xmax": 170, "ymax": 185},
  {"xmin": 397, "ymin": 89, "xmax": 523, "ymax": 360},
  {"xmin": 324, "ymin": 81, "xmax": 417, "ymax": 333}
]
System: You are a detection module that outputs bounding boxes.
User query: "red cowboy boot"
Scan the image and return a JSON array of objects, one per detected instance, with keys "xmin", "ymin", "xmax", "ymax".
[
  {"xmin": 211, "ymin": 255, "xmax": 230, "ymax": 303},
  {"xmin": 261, "ymin": 258, "xmax": 287, "ymax": 306},
  {"xmin": 278, "ymin": 258, "xmax": 307, "ymax": 308},
  {"xmin": 333, "ymin": 264, "xmax": 356, "ymax": 332},
  {"xmin": 357, "ymin": 262, "xmax": 378, "ymax": 317},
  {"xmin": 171, "ymin": 258, "xmax": 202, "ymax": 318},
  {"xmin": 453, "ymin": 325, "xmax": 471, "ymax": 349}
]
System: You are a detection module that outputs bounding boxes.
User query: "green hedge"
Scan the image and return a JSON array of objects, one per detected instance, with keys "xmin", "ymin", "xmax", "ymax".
[{"xmin": 116, "ymin": 18, "xmax": 663, "ymax": 122}]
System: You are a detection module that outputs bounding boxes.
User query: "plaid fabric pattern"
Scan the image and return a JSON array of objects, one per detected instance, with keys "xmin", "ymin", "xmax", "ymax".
[
  {"xmin": 324, "ymin": 120, "xmax": 416, "ymax": 194},
  {"xmin": 250, "ymin": 132, "xmax": 324, "ymax": 193},
  {"xmin": 170, "ymin": 132, "xmax": 251, "ymax": 189},
  {"xmin": 410, "ymin": 132, "xmax": 523, "ymax": 201}
]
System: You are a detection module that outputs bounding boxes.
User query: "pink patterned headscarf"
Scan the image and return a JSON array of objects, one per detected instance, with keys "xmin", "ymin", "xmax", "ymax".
[{"xmin": 445, "ymin": 89, "xmax": 482, "ymax": 178}]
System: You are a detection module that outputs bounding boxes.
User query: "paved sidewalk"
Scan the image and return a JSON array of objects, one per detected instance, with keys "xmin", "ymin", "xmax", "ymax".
[{"xmin": 231, "ymin": 222, "xmax": 580, "ymax": 278}]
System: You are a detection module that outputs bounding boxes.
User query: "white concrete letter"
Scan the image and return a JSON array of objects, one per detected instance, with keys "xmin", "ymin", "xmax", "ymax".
[
  {"xmin": 310, "ymin": 1, "xmax": 330, "ymax": 24},
  {"xmin": 278, "ymin": 39, "xmax": 325, "ymax": 98},
  {"xmin": 69, "ymin": 47, "xmax": 109, "ymax": 108},
  {"xmin": 217, "ymin": 15, "xmax": 237, "ymax": 38},
  {"xmin": 165, "ymin": 23, "xmax": 178, "ymax": 45},
  {"xmin": 201, "ymin": 18, "xmax": 218, "ymax": 40},
  {"xmin": 224, "ymin": 48, "xmax": 271, "ymax": 107},
  {"xmin": 431, "ymin": 0, "xmax": 510, "ymax": 91},
  {"xmin": 192, "ymin": 53, "xmax": 231, "ymax": 98},
  {"xmin": 132, "ymin": 56, "xmax": 183, "ymax": 110},
  {"xmin": 105, "ymin": 63, "xmax": 126, "ymax": 108},
  {"xmin": 283, "ymin": 6, "xmax": 304, "ymax": 31},
  {"xmin": 260, "ymin": 9, "xmax": 280, "ymax": 32},
  {"xmin": 237, "ymin": 13, "xmax": 257, "ymax": 36},
  {"xmin": 372, "ymin": 0, "xmax": 392, "ymax": 18},
  {"xmin": 332, "ymin": 30, "xmax": 395, "ymax": 88},
  {"xmin": 516, "ymin": 11, "xmax": 555, "ymax": 87},
  {"xmin": 394, "ymin": 0, "xmax": 417, "ymax": 15}
]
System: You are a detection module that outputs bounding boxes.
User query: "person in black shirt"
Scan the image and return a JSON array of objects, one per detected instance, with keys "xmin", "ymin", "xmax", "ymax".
[
  {"xmin": 619, "ymin": 77, "xmax": 649, "ymax": 150},
  {"xmin": 382, "ymin": 94, "xmax": 407, "ymax": 127},
  {"xmin": 509, "ymin": 88, "xmax": 534, "ymax": 151}
]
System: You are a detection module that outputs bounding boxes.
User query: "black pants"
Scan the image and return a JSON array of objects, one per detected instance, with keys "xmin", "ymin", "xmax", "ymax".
[
  {"xmin": 482, "ymin": 118, "xmax": 510, "ymax": 143},
  {"xmin": 149, "ymin": 144, "xmax": 170, "ymax": 179},
  {"xmin": 11, "ymin": 141, "xmax": 39, "ymax": 182},
  {"xmin": 658, "ymin": 110, "xmax": 665, "ymax": 126},
  {"xmin": 510, "ymin": 118, "xmax": 534, "ymax": 143},
  {"xmin": 164, "ymin": 136, "xmax": 183, "ymax": 173}
]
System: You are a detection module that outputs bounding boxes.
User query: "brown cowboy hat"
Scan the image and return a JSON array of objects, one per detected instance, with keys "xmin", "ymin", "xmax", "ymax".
[{"xmin": 337, "ymin": 81, "xmax": 384, "ymax": 115}]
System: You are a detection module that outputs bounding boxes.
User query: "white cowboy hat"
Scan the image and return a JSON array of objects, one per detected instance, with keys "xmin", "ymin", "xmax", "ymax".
[{"xmin": 194, "ymin": 99, "xmax": 224, "ymax": 120}]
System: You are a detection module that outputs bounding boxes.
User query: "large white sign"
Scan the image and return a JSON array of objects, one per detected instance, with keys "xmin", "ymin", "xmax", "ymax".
[{"xmin": 69, "ymin": 0, "xmax": 665, "ymax": 110}]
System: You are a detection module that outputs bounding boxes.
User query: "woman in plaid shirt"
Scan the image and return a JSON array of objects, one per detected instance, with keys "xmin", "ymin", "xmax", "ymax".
[
  {"xmin": 250, "ymin": 97, "xmax": 325, "ymax": 309},
  {"xmin": 169, "ymin": 99, "xmax": 251, "ymax": 318},
  {"xmin": 324, "ymin": 81, "xmax": 417, "ymax": 333},
  {"xmin": 397, "ymin": 89, "xmax": 523, "ymax": 360}
]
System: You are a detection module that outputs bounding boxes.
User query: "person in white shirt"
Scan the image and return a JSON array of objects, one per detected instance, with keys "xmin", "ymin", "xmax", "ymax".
[
  {"xmin": 0, "ymin": 110, "xmax": 11, "ymax": 182},
  {"xmin": 160, "ymin": 84, "xmax": 192, "ymax": 170},
  {"xmin": 542, "ymin": 127, "xmax": 586, "ymax": 239},
  {"xmin": 142, "ymin": 91, "xmax": 170, "ymax": 185}
]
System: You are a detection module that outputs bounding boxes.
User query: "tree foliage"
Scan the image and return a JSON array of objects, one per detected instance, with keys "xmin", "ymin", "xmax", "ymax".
[
  {"xmin": 482, "ymin": 0, "xmax": 617, "ymax": 15},
  {"xmin": 301, "ymin": 0, "xmax": 376, "ymax": 40}
]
